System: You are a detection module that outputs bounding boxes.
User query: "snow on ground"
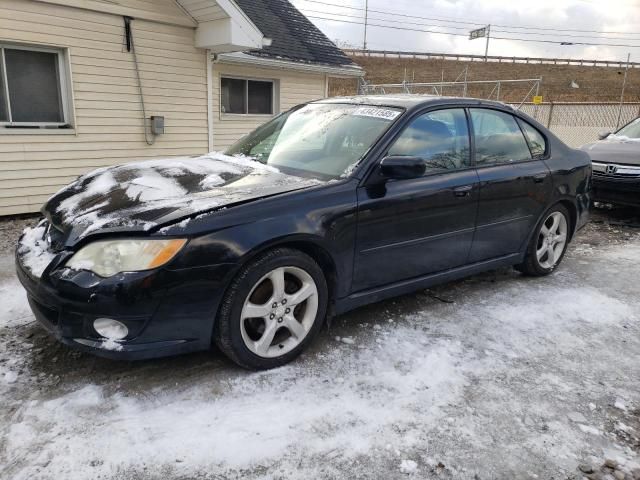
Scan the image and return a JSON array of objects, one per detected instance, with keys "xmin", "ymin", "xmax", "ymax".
[
  {"xmin": 0, "ymin": 280, "xmax": 30, "ymax": 330},
  {"xmin": 0, "ymin": 278, "xmax": 32, "ymax": 390},
  {"xmin": 1, "ymin": 228, "xmax": 639, "ymax": 479}
]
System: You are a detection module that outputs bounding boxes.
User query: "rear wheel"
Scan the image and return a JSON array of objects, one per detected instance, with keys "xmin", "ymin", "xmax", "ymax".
[
  {"xmin": 516, "ymin": 205, "xmax": 570, "ymax": 276},
  {"xmin": 214, "ymin": 248, "xmax": 328, "ymax": 370}
]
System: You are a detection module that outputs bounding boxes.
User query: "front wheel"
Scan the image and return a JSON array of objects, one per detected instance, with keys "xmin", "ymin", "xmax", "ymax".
[
  {"xmin": 516, "ymin": 205, "xmax": 571, "ymax": 276},
  {"xmin": 214, "ymin": 248, "xmax": 328, "ymax": 370}
]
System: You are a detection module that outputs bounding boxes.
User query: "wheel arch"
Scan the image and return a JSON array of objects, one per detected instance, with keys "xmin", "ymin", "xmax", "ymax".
[
  {"xmin": 213, "ymin": 235, "xmax": 341, "ymax": 335},
  {"xmin": 520, "ymin": 198, "xmax": 578, "ymax": 256},
  {"xmin": 268, "ymin": 238, "xmax": 338, "ymax": 308},
  {"xmin": 555, "ymin": 198, "xmax": 578, "ymax": 240}
]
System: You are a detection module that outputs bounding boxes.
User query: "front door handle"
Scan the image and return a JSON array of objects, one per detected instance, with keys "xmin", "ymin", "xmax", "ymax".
[
  {"xmin": 453, "ymin": 185, "xmax": 473, "ymax": 197},
  {"xmin": 533, "ymin": 173, "xmax": 548, "ymax": 183}
]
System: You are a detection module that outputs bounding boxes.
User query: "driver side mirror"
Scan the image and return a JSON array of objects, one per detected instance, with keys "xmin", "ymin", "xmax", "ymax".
[
  {"xmin": 379, "ymin": 156, "xmax": 426, "ymax": 180},
  {"xmin": 598, "ymin": 130, "xmax": 612, "ymax": 140}
]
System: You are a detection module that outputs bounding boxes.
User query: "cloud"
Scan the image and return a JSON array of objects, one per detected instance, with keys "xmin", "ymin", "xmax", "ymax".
[{"xmin": 293, "ymin": 0, "xmax": 640, "ymax": 61}]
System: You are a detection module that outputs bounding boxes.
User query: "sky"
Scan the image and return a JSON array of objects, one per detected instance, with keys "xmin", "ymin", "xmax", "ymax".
[{"xmin": 290, "ymin": 0, "xmax": 640, "ymax": 62}]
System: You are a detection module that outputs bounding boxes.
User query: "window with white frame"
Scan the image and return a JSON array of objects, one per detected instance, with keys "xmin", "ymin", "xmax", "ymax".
[
  {"xmin": 221, "ymin": 77, "xmax": 275, "ymax": 115},
  {"xmin": 0, "ymin": 44, "xmax": 72, "ymax": 128}
]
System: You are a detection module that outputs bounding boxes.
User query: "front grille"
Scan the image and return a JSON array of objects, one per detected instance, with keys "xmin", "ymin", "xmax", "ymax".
[
  {"xmin": 593, "ymin": 171, "xmax": 640, "ymax": 179},
  {"xmin": 592, "ymin": 162, "xmax": 640, "ymax": 179}
]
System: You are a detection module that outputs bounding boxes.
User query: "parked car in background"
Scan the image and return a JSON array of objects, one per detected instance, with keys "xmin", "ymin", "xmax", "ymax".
[
  {"xmin": 581, "ymin": 117, "xmax": 640, "ymax": 208},
  {"xmin": 16, "ymin": 96, "xmax": 591, "ymax": 370}
]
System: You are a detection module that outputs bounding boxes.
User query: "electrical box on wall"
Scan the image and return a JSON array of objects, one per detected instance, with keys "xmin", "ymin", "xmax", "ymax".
[{"xmin": 150, "ymin": 116, "xmax": 164, "ymax": 135}]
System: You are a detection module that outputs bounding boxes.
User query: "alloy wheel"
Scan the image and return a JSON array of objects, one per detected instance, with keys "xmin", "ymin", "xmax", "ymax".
[
  {"xmin": 536, "ymin": 211, "xmax": 568, "ymax": 269},
  {"xmin": 239, "ymin": 266, "xmax": 319, "ymax": 358}
]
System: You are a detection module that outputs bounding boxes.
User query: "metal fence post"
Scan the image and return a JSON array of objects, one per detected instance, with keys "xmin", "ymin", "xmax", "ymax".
[
  {"xmin": 616, "ymin": 53, "xmax": 631, "ymax": 129},
  {"xmin": 533, "ymin": 78, "xmax": 541, "ymax": 120},
  {"xmin": 547, "ymin": 102, "xmax": 554, "ymax": 129},
  {"xmin": 463, "ymin": 66, "xmax": 468, "ymax": 98}
]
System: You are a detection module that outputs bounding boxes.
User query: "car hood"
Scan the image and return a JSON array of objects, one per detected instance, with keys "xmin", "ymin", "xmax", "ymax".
[
  {"xmin": 581, "ymin": 136, "xmax": 640, "ymax": 165},
  {"xmin": 44, "ymin": 153, "xmax": 323, "ymax": 243}
]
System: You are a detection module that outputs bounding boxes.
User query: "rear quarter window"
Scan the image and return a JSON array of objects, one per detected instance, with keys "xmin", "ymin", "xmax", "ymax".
[{"xmin": 518, "ymin": 119, "xmax": 547, "ymax": 158}]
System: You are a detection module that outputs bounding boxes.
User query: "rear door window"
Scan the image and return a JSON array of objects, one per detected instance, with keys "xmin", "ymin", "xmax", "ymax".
[
  {"xmin": 470, "ymin": 109, "xmax": 532, "ymax": 166},
  {"xmin": 388, "ymin": 108, "xmax": 471, "ymax": 174}
]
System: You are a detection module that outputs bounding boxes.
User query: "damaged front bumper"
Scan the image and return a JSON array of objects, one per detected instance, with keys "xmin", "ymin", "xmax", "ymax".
[{"xmin": 15, "ymin": 223, "xmax": 235, "ymax": 360}]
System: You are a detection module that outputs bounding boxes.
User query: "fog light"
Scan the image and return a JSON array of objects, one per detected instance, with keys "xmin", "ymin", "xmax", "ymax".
[{"xmin": 93, "ymin": 318, "xmax": 128, "ymax": 340}]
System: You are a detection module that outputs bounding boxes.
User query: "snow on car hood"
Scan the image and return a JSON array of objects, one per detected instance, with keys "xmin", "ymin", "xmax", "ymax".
[
  {"xmin": 581, "ymin": 137, "xmax": 640, "ymax": 165},
  {"xmin": 44, "ymin": 152, "xmax": 322, "ymax": 242}
]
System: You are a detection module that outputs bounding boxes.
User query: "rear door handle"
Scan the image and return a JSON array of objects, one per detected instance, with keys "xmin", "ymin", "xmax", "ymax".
[
  {"xmin": 453, "ymin": 185, "xmax": 473, "ymax": 197},
  {"xmin": 533, "ymin": 173, "xmax": 548, "ymax": 183}
]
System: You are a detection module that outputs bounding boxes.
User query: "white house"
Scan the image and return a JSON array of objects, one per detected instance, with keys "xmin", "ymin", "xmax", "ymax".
[{"xmin": 0, "ymin": 0, "xmax": 362, "ymax": 215}]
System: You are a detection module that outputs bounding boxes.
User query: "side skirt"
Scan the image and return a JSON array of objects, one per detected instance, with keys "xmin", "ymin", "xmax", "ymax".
[{"xmin": 334, "ymin": 252, "xmax": 523, "ymax": 315}]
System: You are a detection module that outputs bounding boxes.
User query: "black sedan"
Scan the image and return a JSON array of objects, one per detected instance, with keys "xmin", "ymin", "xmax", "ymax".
[
  {"xmin": 16, "ymin": 96, "xmax": 591, "ymax": 369},
  {"xmin": 581, "ymin": 118, "xmax": 640, "ymax": 208}
]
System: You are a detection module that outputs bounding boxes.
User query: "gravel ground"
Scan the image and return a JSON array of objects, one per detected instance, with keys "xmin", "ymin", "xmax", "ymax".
[
  {"xmin": 0, "ymin": 206, "xmax": 639, "ymax": 480},
  {"xmin": 0, "ymin": 215, "xmax": 37, "ymax": 263}
]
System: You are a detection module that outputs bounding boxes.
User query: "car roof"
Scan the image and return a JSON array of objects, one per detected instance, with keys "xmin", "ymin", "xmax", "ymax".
[{"xmin": 312, "ymin": 94, "xmax": 511, "ymax": 110}]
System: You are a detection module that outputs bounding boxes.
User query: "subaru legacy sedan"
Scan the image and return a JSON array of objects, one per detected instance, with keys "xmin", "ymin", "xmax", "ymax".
[{"xmin": 16, "ymin": 96, "xmax": 591, "ymax": 370}]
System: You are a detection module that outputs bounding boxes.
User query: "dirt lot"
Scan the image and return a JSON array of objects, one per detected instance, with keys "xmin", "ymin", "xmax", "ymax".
[{"xmin": 1, "ymin": 207, "xmax": 639, "ymax": 480}]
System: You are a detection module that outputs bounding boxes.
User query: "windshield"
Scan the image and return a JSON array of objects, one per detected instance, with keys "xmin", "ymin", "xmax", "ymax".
[
  {"xmin": 225, "ymin": 103, "xmax": 402, "ymax": 179},
  {"xmin": 614, "ymin": 117, "xmax": 640, "ymax": 139}
]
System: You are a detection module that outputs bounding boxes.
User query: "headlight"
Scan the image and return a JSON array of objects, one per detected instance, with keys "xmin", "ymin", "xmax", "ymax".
[{"xmin": 66, "ymin": 238, "xmax": 187, "ymax": 277}]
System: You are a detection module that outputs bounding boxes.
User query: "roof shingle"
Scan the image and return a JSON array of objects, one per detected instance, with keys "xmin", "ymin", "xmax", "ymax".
[{"xmin": 234, "ymin": 0, "xmax": 357, "ymax": 68}]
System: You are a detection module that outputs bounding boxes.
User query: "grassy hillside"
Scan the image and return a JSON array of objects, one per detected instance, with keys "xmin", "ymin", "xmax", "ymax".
[{"xmin": 330, "ymin": 54, "xmax": 640, "ymax": 103}]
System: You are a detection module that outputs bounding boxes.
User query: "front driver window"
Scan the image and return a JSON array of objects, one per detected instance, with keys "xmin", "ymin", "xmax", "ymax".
[
  {"xmin": 388, "ymin": 108, "xmax": 471, "ymax": 174},
  {"xmin": 470, "ymin": 109, "xmax": 533, "ymax": 166}
]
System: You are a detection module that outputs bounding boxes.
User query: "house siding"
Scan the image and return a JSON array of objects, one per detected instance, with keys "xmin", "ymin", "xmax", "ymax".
[
  {"xmin": 0, "ymin": 0, "xmax": 208, "ymax": 216},
  {"xmin": 34, "ymin": 0, "xmax": 197, "ymax": 27},
  {"xmin": 212, "ymin": 62, "xmax": 326, "ymax": 150},
  {"xmin": 0, "ymin": 0, "xmax": 332, "ymax": 216}
]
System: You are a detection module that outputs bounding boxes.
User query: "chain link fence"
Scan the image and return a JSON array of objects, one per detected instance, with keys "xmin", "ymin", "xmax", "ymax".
[
  {"xmin": 356, "ymin": 78, "xmax": 640, "ymax": 148},
  {"xmin": 518, "ymin": 102, "xmax": 640, "ymax": 147}
]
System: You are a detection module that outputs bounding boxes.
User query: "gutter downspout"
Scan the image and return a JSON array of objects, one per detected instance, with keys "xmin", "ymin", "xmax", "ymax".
[{"xmin": 206, "ymin": 49, "xmax": 213, "ymax": 152}]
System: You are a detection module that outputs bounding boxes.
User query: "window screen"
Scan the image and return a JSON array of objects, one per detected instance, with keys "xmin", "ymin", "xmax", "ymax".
[
  {"xmin": 0, "ymin": 46, "xmax": 67, "ymax": 125},
  {"xmin": 221, "ymin": 78, "xmax": 246, "ymax": 114},
  {"xmin": 470, "ymin": 109, "xmax": 532, "ymax": 165},
  {"xmin": 4, "ymin": 48, "xmax": 63, "ymax": 123},
  {"xmin": 248, "ymin": 80, "xmax": 273, "ymax": 114},
  {"xmin": 518, "ymin": 119, "xmax": 547, "ymax": 157},
  {"xmin": 221, "ymin": 77, "xmax": 274, "ymax": 115},
  {"xmin": 389, "ymin": 108, "xmax": 470, "ymax": 173}
]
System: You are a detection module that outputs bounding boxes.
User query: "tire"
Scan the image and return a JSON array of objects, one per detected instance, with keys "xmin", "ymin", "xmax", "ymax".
[
  {"xmin": 515, "ymin": 204, "xmax": 571, "ymax": 276},
  {"xmin": 214, "ymin": 247, "xmax": 328, "ymax": 370}
]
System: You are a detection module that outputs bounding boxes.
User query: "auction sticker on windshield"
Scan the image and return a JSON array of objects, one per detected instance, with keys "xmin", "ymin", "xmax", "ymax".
[{"xmin": 352, "ymin": 107, "xmax": 401, "ymax": 120}]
